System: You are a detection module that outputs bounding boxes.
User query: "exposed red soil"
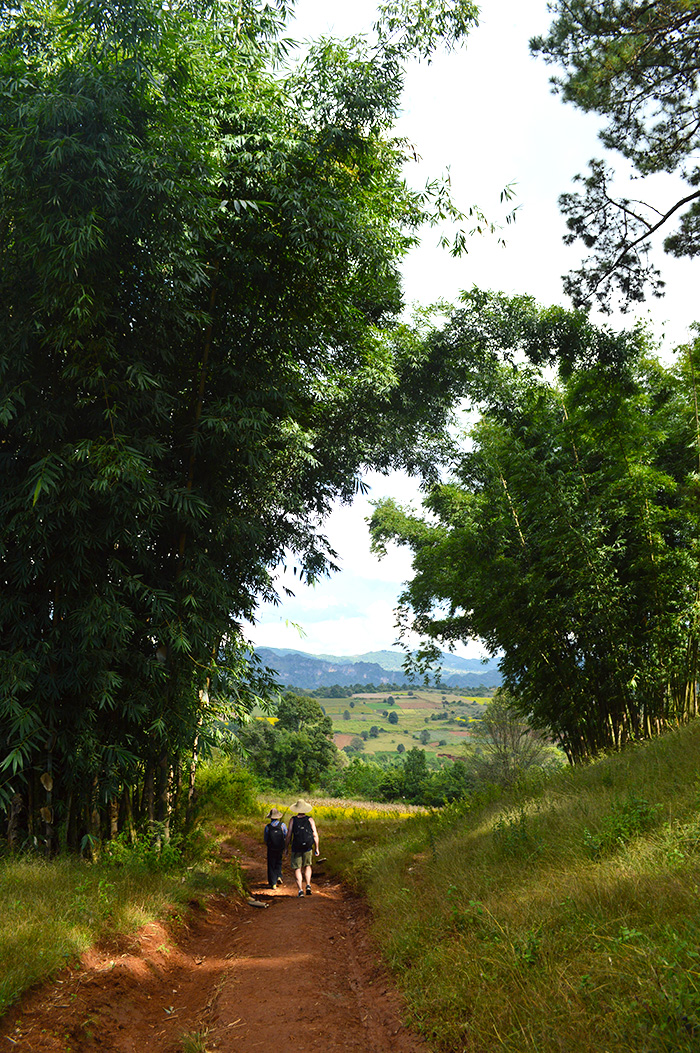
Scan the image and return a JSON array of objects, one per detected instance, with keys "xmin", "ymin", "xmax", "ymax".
[
  {"xmin": 332, "ymin": 733, "xmax": 355, "ymax": 748},
  {"xmin": 0, "ymin": 836, "xmax": 428, "ymax": 1053}
]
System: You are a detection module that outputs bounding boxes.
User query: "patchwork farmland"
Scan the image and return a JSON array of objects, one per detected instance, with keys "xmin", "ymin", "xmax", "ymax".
[{"xmin": 316, "ymin": 687, "xmax": 488, "ymax": 763}]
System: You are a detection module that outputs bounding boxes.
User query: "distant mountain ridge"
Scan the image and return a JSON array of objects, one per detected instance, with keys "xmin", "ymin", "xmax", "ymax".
[{"xmin": 255, "ymin": 646, "xmax": 502, "ymax": 690}]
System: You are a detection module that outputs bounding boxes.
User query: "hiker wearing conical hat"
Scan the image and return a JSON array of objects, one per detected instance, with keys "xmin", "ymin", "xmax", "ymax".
[
  {"xmin": 285, "ymin": 799, "xmax": 319, "ymax": 898},
  {"xmin": 263, "ymin": 807, "xmax": 288, "ymax": 890}
]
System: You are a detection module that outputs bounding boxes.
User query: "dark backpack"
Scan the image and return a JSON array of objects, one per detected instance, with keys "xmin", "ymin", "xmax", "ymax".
[
  {"xmin": 267, "ymin": 822, "xmax": 286, "ymax": 851},
  {"xmin": 291, "ymin": 815, "xmax": 314, "ymax": 852}
]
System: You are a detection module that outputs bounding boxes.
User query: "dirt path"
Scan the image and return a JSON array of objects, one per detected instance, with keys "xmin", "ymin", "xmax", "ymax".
[{"xmin": 0, "ymin": 836, "xmax": 429, "ymax": 1053}]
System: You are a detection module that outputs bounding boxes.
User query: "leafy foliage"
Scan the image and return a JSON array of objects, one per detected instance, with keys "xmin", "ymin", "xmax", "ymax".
[
  {"xmin": 0, "ymin": 0, "xmax": 481, "ymax": 851},
  {"xmin": 276, "ymin": 694, "xmax": 333, "ymax": 736},
  {"xmin": 320, "ymin": 748, "xmax": 476, "ymax": 805},
  {"xmin": 238, "ymin": 693, "xmax": 339, "ymax": 790},
  {"xmin": 531, "ymin": 0, "xmax": 700, "ymax": 311},
  {"xmin": 190, "ymin": 759, "xmax": 259, "ymax": 822},
  {"xmin": 370, "ymin": 296, "xmax": 700, "ymax": 760},
  {"xmin": 582, "ymin": 793, "xmax": 661, "ymax": 859}
]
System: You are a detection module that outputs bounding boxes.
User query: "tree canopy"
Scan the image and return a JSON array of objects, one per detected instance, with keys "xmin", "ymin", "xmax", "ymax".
[
  {"xmin": 0, "ymin": 0, "xmax": 480, "ymax": 851},
  {"xmin": 237, "ymin": 692, "xmax": 339, "ymax": 790},
  {"xmin": 531, "ymin": 0, "xmax": 700, "ymax": 312},
  {"xmin": 468, "ymin": 689, "xmax": 560, "ymax": 786},
  {"xmin": 370, "ymin": 294, "xmax": 700, "ymax": 761}
]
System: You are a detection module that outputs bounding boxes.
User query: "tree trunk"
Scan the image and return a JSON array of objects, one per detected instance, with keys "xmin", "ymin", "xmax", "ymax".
[
  {"xmin": 109, "ymin": 796, "xmax": 119, "ymax": 840},
  {"xmin": 27, "ymin": 777, "xmax": 34, "ymax": 842},
  {"xmin": 66, "ymin": 792, "xmax": 79, "ymax": 852},
  {"xmin": 143, "ymin": 759, "xmax": 156, "ymax": 845},
  {"xmin": 88, "ymin": 777, "xmax": 100, "ymax": 861},
  {"xmin": 120, "ymin": 784, "xmax": 136, "ymax": 843},
  {"xmin": 156, "ymin": 750, "xmax": 171, "ymax": 844},
  {"xmin": 7, "ymin": 792, "xmax": 25, "ymax": 852},
  {"xmin": 171, "ymin": 758, "xmax": 183, "ymax": 827},
  {"xmin": 186, "ymin": 734, "xmax": 199, "ymax": 827}
]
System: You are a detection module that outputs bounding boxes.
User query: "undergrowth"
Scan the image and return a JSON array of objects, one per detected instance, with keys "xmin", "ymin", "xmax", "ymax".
[{"xmin": 0, "ymin": 840, "xmax": 241, "ymax": 1018}]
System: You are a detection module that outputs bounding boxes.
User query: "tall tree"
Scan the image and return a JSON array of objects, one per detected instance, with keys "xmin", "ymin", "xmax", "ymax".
[
  {"xmin": 0, "ymin": 0, "xmax": 480, "ymax": 849},
  {"xmin": 237, "ymin": 693, "xmax": 339, "ymax": 790},
  {"xmin": 468, "ymin": 689, "xmax": 558, "ymax": 786},
  {"xmin": 370, "ymin": 295, "xmax": 700, "ymax": 761},
  {"xmin": 531, "ymin": 1, "xmax": 700, "ymax": 312}
]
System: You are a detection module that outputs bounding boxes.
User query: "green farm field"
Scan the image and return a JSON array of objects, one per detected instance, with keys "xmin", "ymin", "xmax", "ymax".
[{"xmin": 317, "ymin": 688, "xmax": 488, "ymax": 763}]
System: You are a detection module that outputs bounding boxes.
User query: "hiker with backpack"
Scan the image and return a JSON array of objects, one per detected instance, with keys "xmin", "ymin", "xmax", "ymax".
[
  {"xmin": 285, "ymin": 799, "xmax": 319, "ymax": 897},
  {"xmin": 263, "ymin": 807, "xmax": 288, "ymax": 889}
]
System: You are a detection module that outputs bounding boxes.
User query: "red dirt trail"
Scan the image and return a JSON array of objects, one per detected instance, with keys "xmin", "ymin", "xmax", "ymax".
[{"xmin": 0, "ymin": 835, "xmax": 429, "ymax": 1053}]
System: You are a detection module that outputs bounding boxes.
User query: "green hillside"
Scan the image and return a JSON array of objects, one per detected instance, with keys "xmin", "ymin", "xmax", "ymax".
[
  {"xmin": 330, "ymin": 718, "xmax": 700, "ymax": 1052},
  {"xmin": 319, "ymin": 687, "xmax": 487, "ymax": 762},
  {"xmin": 314, "ymin": 650, "xmax": 408, "ymax": 669}
]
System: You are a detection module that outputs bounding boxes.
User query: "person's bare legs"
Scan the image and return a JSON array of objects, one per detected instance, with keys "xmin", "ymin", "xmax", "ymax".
[
  {"xmin": 294, "ymin": 867, "xmax": 303, "ymax": 894},
  {"xmin": 304, "ymin": 864, "xmax": 312, "ymax": 893}
]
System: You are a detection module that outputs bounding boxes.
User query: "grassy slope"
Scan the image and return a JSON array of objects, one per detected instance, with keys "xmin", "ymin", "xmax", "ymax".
[
  {"xmin": 325, "ymin": 718, "xmax": 700, "ymax": 1052},
  {"xmin": 0, "ymin": 841, "xmax": 240, "ymax": 1017}
]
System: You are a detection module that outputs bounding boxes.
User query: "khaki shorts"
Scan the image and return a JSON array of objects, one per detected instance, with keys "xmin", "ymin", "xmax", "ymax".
[{"xmin": 291, "ymin": 849, "xmax": 313, "ymax": 870}]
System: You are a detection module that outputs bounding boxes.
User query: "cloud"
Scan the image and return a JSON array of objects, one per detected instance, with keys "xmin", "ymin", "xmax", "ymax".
[
  {"xmin": 250, "ymin": 0, "xmax": 698, "ymax": 662},
  {"xmin": 249, "ymin": 586, "xmax": 490, "ymax": 661},
  {"xmin": 252, "ymin": 603, "xmax": 402, "ymax": 657}
]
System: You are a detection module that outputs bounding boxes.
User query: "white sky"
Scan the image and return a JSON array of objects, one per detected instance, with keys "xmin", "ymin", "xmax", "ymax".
[{"xmin": 246, "ymin": 0, "xmax": 699, "ymax": 659}]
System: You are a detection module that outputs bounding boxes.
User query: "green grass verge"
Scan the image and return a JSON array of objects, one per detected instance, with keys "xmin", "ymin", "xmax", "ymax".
[
  {"xmin": 311, "ymin": 720, "xmax": 700, "ymax": 1052},
  {"xmin": 0, "ymin": 836, "xmax": 242, "ymax": 1019},
  {"xmin": 10, "ymin": 716, "xmax": 700, "ymax": 1053}
]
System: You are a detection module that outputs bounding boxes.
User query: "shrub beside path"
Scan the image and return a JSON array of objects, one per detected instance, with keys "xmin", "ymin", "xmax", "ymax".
[{"xmin": 0, "ymin": 834, "xmax": 428, "ymax": 1052}]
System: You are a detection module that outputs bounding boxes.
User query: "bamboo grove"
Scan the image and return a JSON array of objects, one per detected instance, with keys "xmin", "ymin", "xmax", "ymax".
[
  {"xmin": 370, "ymin": 294, "xmax": 700, "ymax": 763},
  {"xmin": 0, "ymin": 0, "xmax": 479, "ymax": 853}
]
